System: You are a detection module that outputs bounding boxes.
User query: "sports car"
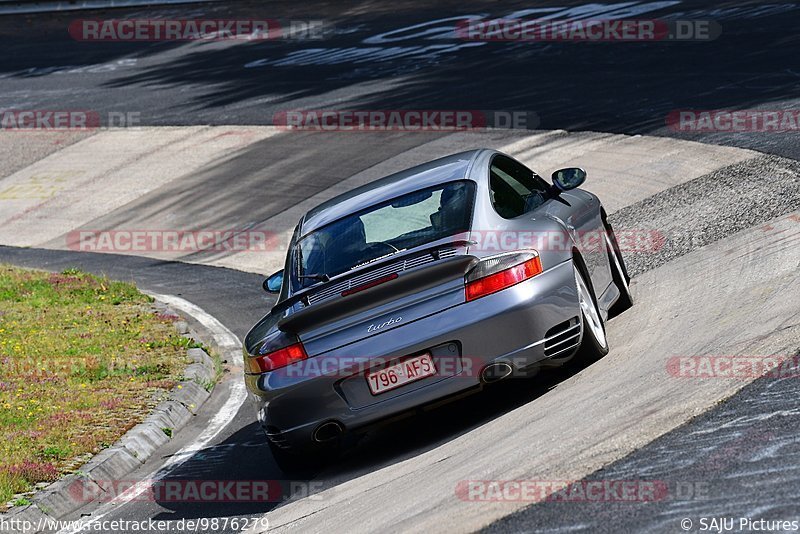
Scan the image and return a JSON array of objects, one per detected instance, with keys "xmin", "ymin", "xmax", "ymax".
[{"xmin": 244, "ymin": 149, "xmax": 633, "ymax": 472}]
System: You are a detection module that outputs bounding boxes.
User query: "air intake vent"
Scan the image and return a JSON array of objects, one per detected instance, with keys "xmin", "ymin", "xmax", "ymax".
[
  {"xmin": 543, "ymin": 318, "xmax": 581, "ymax": 358},
  {"xmin": 306, "ymin": 247, "xmax": 457, "ymax": 306}
]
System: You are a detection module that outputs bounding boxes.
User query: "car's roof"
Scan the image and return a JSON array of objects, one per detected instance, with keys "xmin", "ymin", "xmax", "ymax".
[{"xmin": 300, "ymin": 149, "xmax": 488, "ymax": 236}]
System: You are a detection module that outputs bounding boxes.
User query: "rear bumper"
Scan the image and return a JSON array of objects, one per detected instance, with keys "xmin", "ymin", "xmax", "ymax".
[{"xmin": 245, "ymin": 259, "xmax": 580, "ymax": 449}]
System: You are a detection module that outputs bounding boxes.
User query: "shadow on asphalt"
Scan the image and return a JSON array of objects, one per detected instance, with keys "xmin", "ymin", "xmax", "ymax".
[
  {"xmin": 141, "ymin": 357, "xmax": 593, "ymax": 520},
  {"xmin": 76, "ymin": 128, "xmax": 443, "ymax": 267},
  {"xmin": 149, "ymin": 422, "xmax": 286, "ymax": 521},
  {"xmin": 272, "ymin": 351, "xmax": 600, "ymax": 509},
  {"xmin": 141, "ymin": 350, "xmax": 601, "ymax": 521},
  {"xmin": 2, "ymin": 1, "xmax": 799, "ymax": 156}
]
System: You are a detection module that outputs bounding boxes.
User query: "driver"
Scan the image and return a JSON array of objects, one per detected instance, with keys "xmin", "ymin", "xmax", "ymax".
[
  {"xmin": 325, "ymin": 217, "xmax": 368, "ymax": 275},
  {"xmin": 431, "ymin": 183, "xmax": 467, "ymax": 233}
]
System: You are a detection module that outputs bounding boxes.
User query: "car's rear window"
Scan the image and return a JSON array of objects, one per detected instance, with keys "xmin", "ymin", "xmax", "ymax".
[{"xmin": 294, "ymin": 180, "xmax": 475, "ymax": 288}]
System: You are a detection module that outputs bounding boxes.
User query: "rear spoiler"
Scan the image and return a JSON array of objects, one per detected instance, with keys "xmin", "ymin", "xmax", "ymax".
[{"xmin": 276, "ymin": 253, "xmax": 477, "ymax": 334}]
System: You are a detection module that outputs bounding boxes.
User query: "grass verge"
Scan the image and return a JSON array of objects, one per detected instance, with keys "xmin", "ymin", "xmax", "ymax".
[{"xmin": 0, "ymin": 265, "xmax": 199, "ymax": 509}]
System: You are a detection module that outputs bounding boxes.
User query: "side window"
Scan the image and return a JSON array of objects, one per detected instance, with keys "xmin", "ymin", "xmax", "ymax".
[{"xmin": 489, "ymin": 155, "xmax": 550, "ymax": 219}]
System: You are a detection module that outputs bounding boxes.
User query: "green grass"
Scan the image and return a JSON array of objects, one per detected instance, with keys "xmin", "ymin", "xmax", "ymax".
[
  {"xmin": 12, "ymin": 497, "xmax": 31, "ymax": 507},
  {"xmin": 0, "ymin": 265, "xmax": 194, "ymax": 508}
]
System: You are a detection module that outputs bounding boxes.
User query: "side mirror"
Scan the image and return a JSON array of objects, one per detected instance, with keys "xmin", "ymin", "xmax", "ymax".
[
  {"xmin": 551, "ymin": 167, "xmax": 587, "ymax": 191},
  {"xmin": 263, "ymin": 271, "xmax": 283, "ymax": 293}
]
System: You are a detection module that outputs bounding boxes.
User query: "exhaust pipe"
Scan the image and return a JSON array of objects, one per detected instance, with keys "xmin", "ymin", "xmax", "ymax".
[
  {"xmin": 481, "ymin": 362, "xmax": 513, "ymax": 384},
  {"xmin": 313, "ymin": 421, "xmax": 344, "ymax": 443}
]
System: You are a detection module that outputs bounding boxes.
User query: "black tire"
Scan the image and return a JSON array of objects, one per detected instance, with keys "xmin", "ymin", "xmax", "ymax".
[
  {"xmin": 574, "ymin": 263, "xmax": 609, "ymax": 362},
  {"xmin": 604, "ymin": 223, "xmax": 634, "ymax": 318}
]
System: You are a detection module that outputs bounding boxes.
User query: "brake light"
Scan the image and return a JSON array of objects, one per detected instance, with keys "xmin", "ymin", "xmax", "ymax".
[
  {"xmin": 342, "ymin": 273, "xmax": 398, "ymax": 297},
  {"xmin": 246, "ymin": 342, "xmax": 308, "ymax": 373},
  {"xmin": 465, "ymin": 253, "xmax": 543, "ymax": 301}
]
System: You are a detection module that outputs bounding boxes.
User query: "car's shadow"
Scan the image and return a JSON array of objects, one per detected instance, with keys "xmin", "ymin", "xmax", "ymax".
[
  {"xmin": 280, "ymin": 350, "xmax": 600, "ymax": 507},
  {"xmin": 145, "ymin": 346, "xmax": 599, "ymax": 523}
]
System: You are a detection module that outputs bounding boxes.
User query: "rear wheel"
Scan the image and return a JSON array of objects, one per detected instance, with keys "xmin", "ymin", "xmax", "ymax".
[
  {"xmin": 574, "ymin": 264, "xmax": 609, "ymax": 362},
  {"xmin": 605, "ymin": 225, "xmax": 633, "ymax": 317}
]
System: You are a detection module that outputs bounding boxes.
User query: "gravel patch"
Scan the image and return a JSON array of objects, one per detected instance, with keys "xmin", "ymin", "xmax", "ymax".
[{"xmin": 610, "ymin": 155, "xmax": 800, "ymax": 277}]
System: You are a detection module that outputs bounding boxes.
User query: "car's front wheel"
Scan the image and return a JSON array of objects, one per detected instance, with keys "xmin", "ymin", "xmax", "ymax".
[{"xmin": 574, "ymin": 264, "xmax": 609, "ymax": 362}]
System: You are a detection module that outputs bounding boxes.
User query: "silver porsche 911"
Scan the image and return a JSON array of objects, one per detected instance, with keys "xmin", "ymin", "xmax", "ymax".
[{"xmin": 244, "ymin": 149, "xmax": 633, "ymax": 473}]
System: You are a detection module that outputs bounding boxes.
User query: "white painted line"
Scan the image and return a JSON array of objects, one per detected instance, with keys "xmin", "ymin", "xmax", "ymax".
[
  {"xmin": 56, "ymin": 294, "xmax": 248, "ymax": 534},
  {"xmin": 149, "ymin": 291, "xmax": 243, "ymax": 365}
]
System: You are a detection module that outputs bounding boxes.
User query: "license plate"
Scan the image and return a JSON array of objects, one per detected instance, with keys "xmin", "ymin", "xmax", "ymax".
[{"xmin": 366, "ymin": 353, "xmax": 437, "ymax": 395}]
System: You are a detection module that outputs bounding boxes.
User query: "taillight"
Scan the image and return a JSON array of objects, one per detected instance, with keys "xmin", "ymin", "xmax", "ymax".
[
  {"xmin": 465, "ymin": 252, "xmax": 543, "ymax": 301},
  {"xmin": 342, "ymin": 273, "xmax": 398, "ymax": 297},
  {"xmin": 246, "ymin": 342, "xmax": 308, "ymax": 374}
]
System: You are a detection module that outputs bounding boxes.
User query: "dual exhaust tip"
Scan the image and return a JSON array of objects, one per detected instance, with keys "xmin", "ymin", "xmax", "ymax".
[{"xmin": 481, "ymin": 362, "xmax": 513, "ymax": 384}]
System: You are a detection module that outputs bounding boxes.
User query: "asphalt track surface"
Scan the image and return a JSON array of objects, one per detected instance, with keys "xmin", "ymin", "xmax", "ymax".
[
  {"xmin": 485, "ymin": 346, "xmax": 800, "ymax": 533},
  {"xmin": 1, "ymin": 1, "xmax": 799, "ymax": 533},
  {"xmin": 0, "ymin": 0, "xmax": 799, "ymax": 157},
  {"xmin": 1, "ymin": 155, "xmax": 798, "ymax": 532}
]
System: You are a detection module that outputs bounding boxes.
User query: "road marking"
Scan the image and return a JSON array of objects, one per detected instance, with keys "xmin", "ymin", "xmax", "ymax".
[
  {"xmin": 56, "ymin": 294, "xmax": 247, "ymax": 534},
  {"xmin": 149, "ymin": 291, "xmax": 243, "ymax": 364}
]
